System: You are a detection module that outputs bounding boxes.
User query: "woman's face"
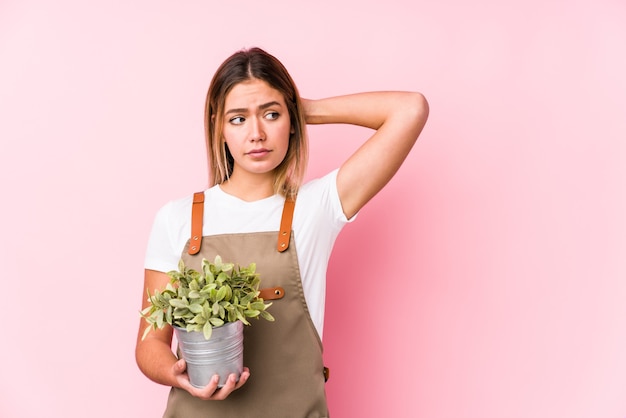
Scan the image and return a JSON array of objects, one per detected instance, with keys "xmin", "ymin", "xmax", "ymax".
[{"xmin": 221, "ymin": 78, "xmax": 292, "ymax": 180}]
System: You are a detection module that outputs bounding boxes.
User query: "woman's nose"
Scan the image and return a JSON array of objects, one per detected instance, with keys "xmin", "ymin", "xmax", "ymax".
[{"xmin": 249, "ymin": 118, "xmax": 265, "ymax": 141}]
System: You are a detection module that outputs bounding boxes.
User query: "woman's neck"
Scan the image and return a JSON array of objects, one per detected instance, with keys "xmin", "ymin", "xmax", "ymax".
[{"xmin": 219, "ymin": 172, "xmax": 275, "ymax": 202}]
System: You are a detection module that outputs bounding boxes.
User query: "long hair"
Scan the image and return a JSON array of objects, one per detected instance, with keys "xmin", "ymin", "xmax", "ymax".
[{"xmin": 204, "ymin": 48, "xmax": 308, "ymax": 198}]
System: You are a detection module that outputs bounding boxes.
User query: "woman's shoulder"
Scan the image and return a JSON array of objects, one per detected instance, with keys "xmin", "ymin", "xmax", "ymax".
[
  {"xmin": 156, "ymin": 185, "xmax": 224, "ymax": 214},
  {"xmin": 152, "ymin": 187, "xmax": 219, "ymax": 228},
  {"xmin": 298, "ymin": 169, "xmax": 339, "ymax": 198},
  {"xmin": 155, "ymin": 191, "xmax": 196, "ymax": 216},
  {"xmin": 295, "ymin": 169, "xmax": 347, "ymax": 222}
]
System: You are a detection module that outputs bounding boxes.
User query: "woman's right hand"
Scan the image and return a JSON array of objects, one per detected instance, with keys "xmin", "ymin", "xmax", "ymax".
[{"xmin": 172, "ymin": 359, "xmax": 251, "ymax": 400}]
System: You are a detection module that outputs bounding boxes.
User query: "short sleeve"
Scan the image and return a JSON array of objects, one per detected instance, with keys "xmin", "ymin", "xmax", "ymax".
[{"xmin": 144, "ymin": 201, "xmax": 185, "ymax": 273}]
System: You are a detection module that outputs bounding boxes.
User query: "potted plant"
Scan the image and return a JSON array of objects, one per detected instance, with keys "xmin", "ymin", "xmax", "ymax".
[{"xmin": 141, "ymin": 255, "xmax": 275, "ymax": 387}]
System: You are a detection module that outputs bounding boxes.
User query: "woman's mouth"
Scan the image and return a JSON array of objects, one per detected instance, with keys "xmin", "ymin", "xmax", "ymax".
[{"xmin": 246, "ymin": 148, "xmax": 271, "ymax": 158}]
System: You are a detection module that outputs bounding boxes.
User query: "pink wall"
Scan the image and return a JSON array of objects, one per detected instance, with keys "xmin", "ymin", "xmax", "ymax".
[{"xmin": 1, "ymin": 1, "xmax": 625, "ymax": 417}]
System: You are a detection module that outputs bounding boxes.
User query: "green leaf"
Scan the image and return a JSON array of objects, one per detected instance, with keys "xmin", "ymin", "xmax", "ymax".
[
  {"xmin": 237, "ymin": 311, "xmax": 250, "ymax": 325},
  {"xmin": 249, "ymin": 301, "xmax": 266, "ymax": 311},
  {"xmin": 203, "ymin": 303, "xmax": 212, "ymax": 318},
  {"xmin": 204, "ymin": 267, "xmax": 215, "ymax": 284},
  {"xmin": 172, "ymin": 307, "xmax": 190, "ymax": 317},
  {"xmin": 222, "ymin": 285, "xmax": 232, "ymax": 301},
  {"xmin": 260, "ymin": 310, "xmax": 275, "ymax": 322},
  {"xmin": 189, "ymin": 270, "xmax": 201, "ymax": 282},
  {"xmin": 141, "ymin": 325, "xmax": 152, "ymax": 340},
  {"xmin": 201, "ymin": 283, "xmax": 216, "ymax": 293},
  {"xmin": 216, "ymin": 286, "xmax": 227, "ymax": 302},
  {"xmin": 240, "ymin": 293, "xmax": 254, "ymax": 305},
  {"xmin": 227, "ymin": 307, "xmax": 237, "ymax": 322},
  {"xmin": 244, "ymin": 309, "xmax": 260, "ymax": 318},
  {"xmin": 203, "ymin": 322, "xmax": 213, "ymax": 340},
  {"xmin": 192, "ymin": 314, "xmax": 206, "ymax": 325},
  {"xmin": 169, "ymin": 299, "xmax": 188, "ymax": 309},
  {"xmin": 209, "ymin": 317, "xmax": 224, "ymax": 327},
  {"xmin": 156, "ymin": 310, "xmax": 164, "ymax": 328},
  {"xmin": 189, "ymin": 303, "xmax": 203, "ymax": 314}
]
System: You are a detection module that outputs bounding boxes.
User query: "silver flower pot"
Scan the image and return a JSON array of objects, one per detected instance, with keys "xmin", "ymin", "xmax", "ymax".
[{"xmin": 174, "ymin": 321, "xmax": 244, "ymax": 388}]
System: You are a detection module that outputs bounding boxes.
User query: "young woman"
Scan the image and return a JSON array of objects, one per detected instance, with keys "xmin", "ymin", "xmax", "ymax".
[{"xmin": 135, "ymin": 47, "xmax": 429, "ymax": 417}]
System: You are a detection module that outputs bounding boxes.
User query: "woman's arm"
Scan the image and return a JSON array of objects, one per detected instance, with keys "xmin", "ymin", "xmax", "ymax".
[
  {"xmin": 135, "ymin": 269, "xmax": 250, "ymax": 400},
  {"xmin": 135, "ymin": 269, "xmax": 179, "ymax": 385},
  {"xmin": 303, "ymin": 91, "xmax": 428, "ymax": 219}
]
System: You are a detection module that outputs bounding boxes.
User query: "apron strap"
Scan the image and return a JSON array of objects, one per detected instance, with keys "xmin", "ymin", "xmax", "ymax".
[
  {"xmin": 188, "ymin": 192, "xmax": 205, "ymax": 255},
  {"xmin": 277, "ymin": 197, "xmax": 296, "ymax": 252},
  {"xmin": 188, "ymin": 192, "xmax": 297, "ymax": 255},
  {"xmin": 258, "ymin": 286, "xmax": 285, "ymax": 300}
]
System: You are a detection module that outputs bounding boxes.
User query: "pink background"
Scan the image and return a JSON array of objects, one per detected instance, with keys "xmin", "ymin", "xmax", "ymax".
[{"xmin": 2, "ymin": 1, "xmax": 625, "ymax": 417}]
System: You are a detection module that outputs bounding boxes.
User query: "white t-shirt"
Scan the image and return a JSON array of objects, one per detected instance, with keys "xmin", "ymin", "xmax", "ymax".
[{"xmin": 144, "ymin": 169, "xmax": 354, "ymax": 338}]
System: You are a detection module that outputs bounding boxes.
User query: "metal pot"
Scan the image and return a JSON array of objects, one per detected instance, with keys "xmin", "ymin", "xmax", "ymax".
[{"xmin": 174, "ymin": 321, "xmax": 244, "ymax": 388}]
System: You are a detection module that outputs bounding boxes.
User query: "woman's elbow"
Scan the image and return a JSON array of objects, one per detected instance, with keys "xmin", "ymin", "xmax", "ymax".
[{"xmin": 406, "ymin": 92, "xmax": 429, "ymax": 134}]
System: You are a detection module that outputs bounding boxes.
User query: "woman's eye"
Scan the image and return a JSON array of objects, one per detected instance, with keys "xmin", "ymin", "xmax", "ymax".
[
  {"xmin": 229, "ymin": 116, "xmax": 245, "ymax": 125},
  {"xmin": 265, "ymin": 111, "xmax": 279, "ymax": 120}
]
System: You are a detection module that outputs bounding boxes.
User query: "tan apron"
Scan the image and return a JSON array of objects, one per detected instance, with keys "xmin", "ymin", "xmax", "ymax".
[{"xmin": 162, "ymin": 193, "xmax": 329, "ymax": 418}]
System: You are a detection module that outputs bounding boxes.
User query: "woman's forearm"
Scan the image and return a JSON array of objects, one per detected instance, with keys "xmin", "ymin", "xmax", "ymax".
[
  {"xmin": 136, "ymin": 335, "xmax": 180, "ymax": 387},
  {"xmin": 302, "ymin": 91, "xmax": 426, "ymax": 130}
]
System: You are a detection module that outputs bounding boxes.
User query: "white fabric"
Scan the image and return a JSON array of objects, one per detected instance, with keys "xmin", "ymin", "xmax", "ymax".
[{"xmin": 144, "ymin": 169, "xmax": 354, "ymax": 338}]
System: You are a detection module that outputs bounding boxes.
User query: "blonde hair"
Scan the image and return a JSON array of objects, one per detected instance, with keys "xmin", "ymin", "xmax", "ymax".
[{"xmin": 204, "ymin": 48, "xmax": 308, "ymax": 198}]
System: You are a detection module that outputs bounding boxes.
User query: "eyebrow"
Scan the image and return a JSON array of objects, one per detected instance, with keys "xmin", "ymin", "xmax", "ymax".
[{"xmin": 224, "ymin": 101, "xmax": 282, "ymax": 116}]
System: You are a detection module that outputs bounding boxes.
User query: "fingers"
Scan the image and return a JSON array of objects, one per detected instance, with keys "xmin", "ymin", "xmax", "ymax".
[
  {"xmin": 234, "ymin": 367, "xmax": 250, "ymax": 389},
  {"xmin": 190, "ymin": 375, "xmax": 221, "ymax": 400},
  {"xmin": 176, "ymin": 364, "xmax": 251, "ymax": 401},
  {"xmin": 207, "ymin": 373, "xmax": 237, "ymax": 400},
  {"xmin": 172, "ymin": 358, "xmax": 187, "ymax": 376},
  {"xmin": 206, "ymin": 367, "xmax": 250, "ymax": 400}
]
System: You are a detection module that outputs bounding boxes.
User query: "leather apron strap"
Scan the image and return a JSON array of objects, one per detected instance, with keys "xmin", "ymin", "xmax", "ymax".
[
  {"xmin": 188, "ymin": 192, "xmax": 204, "ymax": 255},
  {"xmin": 277, "ymin": 197, "xmax": 295, "ymax": 252}
]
